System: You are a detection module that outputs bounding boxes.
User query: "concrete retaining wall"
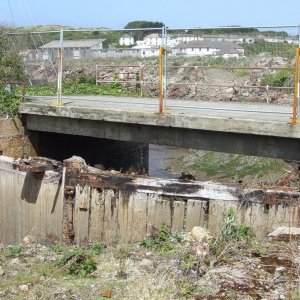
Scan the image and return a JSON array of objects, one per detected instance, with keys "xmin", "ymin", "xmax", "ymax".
[{"xmin": 0, "ymin": 156, "xmax": 299, "ymax": 244}]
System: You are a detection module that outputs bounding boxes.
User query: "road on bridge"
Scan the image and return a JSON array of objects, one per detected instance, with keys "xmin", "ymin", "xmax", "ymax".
[{"xmin": 27, "ymin": 95, "xmax": 293, "ymax": 123}]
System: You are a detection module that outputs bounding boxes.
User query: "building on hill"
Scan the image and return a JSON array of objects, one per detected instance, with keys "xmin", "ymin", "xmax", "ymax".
[
  {"xmin": 39, "ymin": 39, "xmax": 105, "ymax": 60},
  {"xmin": 119, "ymin": 34, "xmax": 135, "ymax": 46},
  {"xmin": 143, "ymin": 33, "xmax": 163, "ymax": 46},
  {"xmin": 172, "ymin": 40, "xmax": 244, "ymax": 58},
  {"xmin": 175, "ymin": 34, "xmax": 198, "ymax": 44}
]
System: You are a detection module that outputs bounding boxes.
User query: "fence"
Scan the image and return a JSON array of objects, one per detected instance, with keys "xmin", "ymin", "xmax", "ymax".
[{"xmin": 2, "ymin": 25, "xmax": 300, "ymax": 120}]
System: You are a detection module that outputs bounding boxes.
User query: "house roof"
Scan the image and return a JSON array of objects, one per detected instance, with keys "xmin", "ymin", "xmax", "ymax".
[
  {"xmin": 177, "ymin": 40, "xmax": 243, "ymax": 50},
  {"xmin": 120, "ymin": 34, "xmax": 133, "ymax": 39},
  {"xmin": 144, "ymin": 33, "xmax": 162, "ymax": 39},
  {"xmin": 177, "ymin": 34, "xmax": 198, "ymax": 38},
  {"xmin": 40, "ymin": 39, "xmax": 104, "ymax": 49}
]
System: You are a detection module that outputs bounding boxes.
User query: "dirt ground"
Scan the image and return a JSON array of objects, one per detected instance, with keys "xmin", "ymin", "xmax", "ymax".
[{"xmin": 0, "ymin": 227, "xmax": 299, "ymax": 300}]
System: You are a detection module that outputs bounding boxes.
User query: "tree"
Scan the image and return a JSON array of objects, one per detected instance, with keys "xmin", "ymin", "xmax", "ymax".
[
  {"xmin": 124, "ymin": 20, "xmax": 165, "ymax": 41},
  {"xmin": 0, "ymin": 25, "xmax": 26, "ymax": 115},
  {"xmin": 0, "ymin": 26, "xmax": 25, "ymax": 82}
]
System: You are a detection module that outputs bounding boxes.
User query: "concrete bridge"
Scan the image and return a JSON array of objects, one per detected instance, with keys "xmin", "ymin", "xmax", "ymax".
[{"xmin": 19, "ymin": 95, "xmax": 300, "ymax": 172}]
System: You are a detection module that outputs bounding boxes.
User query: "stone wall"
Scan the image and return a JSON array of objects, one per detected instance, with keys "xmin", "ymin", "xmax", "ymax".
[{"xmin": 0, "ymin": 117, "xmax": 36, "ymax": 158}]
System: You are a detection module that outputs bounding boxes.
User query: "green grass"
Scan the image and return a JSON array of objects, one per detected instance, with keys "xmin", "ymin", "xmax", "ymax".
[
  {"xmin": 23, "ymin": 82, "xmax": 144, "ymax": 98},
  {"xmin": 183, "ymin": 152, "xmax": 290, "ymax": 182},
  {"xmin": 234, "ymin": 68, "xmax": 248, "ymax": 77},
  {"xmin": 260, "ymin": 70, "xmax": 293, "ymax": 87}
]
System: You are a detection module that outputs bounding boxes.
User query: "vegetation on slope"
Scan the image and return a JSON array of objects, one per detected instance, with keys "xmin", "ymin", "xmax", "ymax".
[{"xmin": 0, "ymin": 26, "xmax": 26, "ymax": 116}]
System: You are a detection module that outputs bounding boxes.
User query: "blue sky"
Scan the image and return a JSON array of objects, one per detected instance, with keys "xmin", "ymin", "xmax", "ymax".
[{"xmin": 0, "ymin": 0, "xmax": 299, "ymax": 29}]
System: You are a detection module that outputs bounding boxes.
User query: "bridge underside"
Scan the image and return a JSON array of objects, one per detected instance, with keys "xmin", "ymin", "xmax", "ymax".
[{"xmin": 25, "ymin": 114, "xmax": 300, "ymax": 161}]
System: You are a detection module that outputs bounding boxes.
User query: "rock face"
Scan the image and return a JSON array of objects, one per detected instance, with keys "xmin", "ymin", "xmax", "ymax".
[{"xmin": 0, "ymin": 118, "xmax": 36, "ymax": 158}]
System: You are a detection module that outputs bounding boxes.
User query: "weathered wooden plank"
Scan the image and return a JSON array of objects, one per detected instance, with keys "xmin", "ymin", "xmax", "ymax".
[
  {"xmin": 172, "ymin": 200, "xmax": 186, "ymax": 232},
  {"xmin": 102, "ymin": 189, "xmax": 119, "ymax": 243},
  {"xmin": 208, "ymin": 201, "xmax": 239, "ymax": 236},
  {"xmin": 130, "ymin": 192, "xmax": 148, "ymax": 242},
  {"xmin": 89, "ymin": 188, "xmax": 104, "ymax": 242},
  {"xmin": 243, "ymin": 202, "xmax": 268, "ymax": 237},
  {"xmin": 185, "ymin": 200, "xmax": 207, "ymax": 231},
  {"xmin": 44, "ymin": 182, "xmax": 63, "ymax": 243},
  {"xmin": 15, "ymin": 172, "xmax": 25, "ymax": 242},
  {"xmin": 1, "ymin": 170, "xmax": 8, "ymax": 244},
  {"xmin": 146, "ymin": 194, "xmax": 172, "ymax": 233},
  {"xmin": 146, "ymin": 193, "xmax": 159, "ymax": 234},
  {"xmin": 28, "ymin": 175, "xmax": 41, "ymax": 242},
  {"xmin": 117, "ymin": 191, "xmax": 131, "ymax": 243},
  {"xmin": 7, "ymin": 171, "xmax": 16, "ymax": 244},
  {"xmin": 283, "ymin": 205, "xmax": 299, "ymax": 228},
  {"xmin": 53, "ymin": 182, "xmax": 64, "ymax": 242},
  {"xmin": 74, "ymin": 186, "xmax": 90, "ymax": 244}
]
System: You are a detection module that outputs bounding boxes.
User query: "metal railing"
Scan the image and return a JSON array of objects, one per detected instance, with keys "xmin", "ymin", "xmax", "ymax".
[
  {"xmin": 2, "ymin": 24, "xmax": 300, "ymax": 121},
  {"xmin": 95, "ymin": 64, "xmax": 144, "ymax": 97}
]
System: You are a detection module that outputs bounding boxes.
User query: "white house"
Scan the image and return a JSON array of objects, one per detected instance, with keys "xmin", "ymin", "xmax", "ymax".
[
  {"xmin": 39, "ymin": 39, "xmax": 104, "ymax": 60},
  {"xmin": 143, "ymin": 33, "xmax": 162, "ymax": 46},
  {"xmin": 140, "ymin": 46, "xmax": 160, "ymax": 58},
  {"xmin": 175, "ymin": 34, "xmax": 198, "ymax": 44},
  {"xmin": 172, "ymin": 41, "xmax": 244, "ymax": 58},
  {"xmin": 132, "ymin": 44, "xmax": 160, "ymax": 57},
  {"xmin": 264, "ymin": 36, "xmax": 298, "ymax": 44},
  {"xmin": 119, "ymin": 34, "xmax": 135, "ymax": 46}
]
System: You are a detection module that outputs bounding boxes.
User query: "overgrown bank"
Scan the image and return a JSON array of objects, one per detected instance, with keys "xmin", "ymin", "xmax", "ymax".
[
  {"xmin": 0, "ymin": 215, "xmax": 299, "ymax": 299},
  {"xmin": 165, "ymin": 149, "xmax": 294, "ymax": 187}
]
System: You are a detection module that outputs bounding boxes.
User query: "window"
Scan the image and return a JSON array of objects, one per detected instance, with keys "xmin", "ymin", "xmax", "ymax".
[{"xmin": 73, "ymin": 50, "xmax": 80, "ymax": 59}]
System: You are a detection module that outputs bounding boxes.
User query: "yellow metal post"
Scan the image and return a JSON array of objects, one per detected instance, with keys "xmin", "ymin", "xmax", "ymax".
[
  {"xmin": 290, "ymin": 48, "xmax": 300, "ymax": 124},
  {"xmin": 158, "ymin": 46, "xmax": 165, "ymax": 114}
]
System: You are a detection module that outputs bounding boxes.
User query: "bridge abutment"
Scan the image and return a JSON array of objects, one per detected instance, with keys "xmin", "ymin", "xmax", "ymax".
[{"xmin": 28, "ymin": 131, "xmax": 149, "ymax": 174}]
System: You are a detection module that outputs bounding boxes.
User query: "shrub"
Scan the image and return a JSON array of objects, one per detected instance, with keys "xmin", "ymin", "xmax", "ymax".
[
  {"xmin": 234, "ymin": 68, "xmax": 248, "ymax": 77},
  {"xmin": 260, "ymin": 70, "xmax": 293, "ymax": 87},
  {"xmin": 9, "ymin": 244, "xmax": 23, "ymax": 258},
  {"xmin": 58, "ymin": 246, "xmax": 97, "ymax": 277},
  {"xmin": 140, "ymin": 224, "xmax": 183, "ymax": 252},
  {"xmin": 219, "ymin": 208, "xmax": 253, "ymax": 243},
  {"xmin": 89, "ymin": 243, "xmax": 105, "ymax": 256},
  {"xmin": 0, "ymin": 89, "xmax": 21, "ymax": 116}
]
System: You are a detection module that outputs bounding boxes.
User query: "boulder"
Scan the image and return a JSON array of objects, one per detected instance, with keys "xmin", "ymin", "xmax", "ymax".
[{"xmin": 187, "ymin": 226, "xmax": 212, "ymax": 243}]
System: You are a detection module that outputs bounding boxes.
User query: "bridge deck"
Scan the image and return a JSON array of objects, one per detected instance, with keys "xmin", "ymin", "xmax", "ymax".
[
  {"xmin": 24, "ymin": 95, "xmax": 292, "ymax": 122},
  {"xmin": 20, "ymin": 95, "xmax": 299, "ymax": 138}
]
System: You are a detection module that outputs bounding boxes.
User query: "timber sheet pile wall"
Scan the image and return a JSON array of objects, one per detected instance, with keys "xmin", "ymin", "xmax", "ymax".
[
  {"xmin": 75, "ymin": 185, "xmax": 300, "ymax": 244},
  {"xmin": 0, "ymin": 157, "xmax": 63, "ymax": 244},
  {"xmin": 0, "ymin": 156, "xmax": 300, "ymax": 244}
]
